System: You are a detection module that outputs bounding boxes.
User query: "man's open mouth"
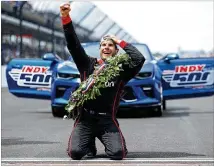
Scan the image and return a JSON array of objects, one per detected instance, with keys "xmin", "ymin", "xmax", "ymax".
[{"xmin": 103, "ymin": 51, "xmax": 111, "ymax": 55}]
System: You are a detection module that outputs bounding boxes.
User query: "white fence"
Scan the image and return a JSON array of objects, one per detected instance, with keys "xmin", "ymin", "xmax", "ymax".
[{"xmin": 1, "ymin": 66, "xmax": 8, "ymax": 87}]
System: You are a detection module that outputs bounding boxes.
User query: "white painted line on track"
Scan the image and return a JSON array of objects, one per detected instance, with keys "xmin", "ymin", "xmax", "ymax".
[
  {"xmin": 2, "ymin": 158, "xmax": 214, "ymax": 162},
  {"xmin": 2, "ymin": 158, "xmax": 213, "ymax": 166}
]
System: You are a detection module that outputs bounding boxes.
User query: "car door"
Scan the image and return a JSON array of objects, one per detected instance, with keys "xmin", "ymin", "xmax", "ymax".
[
  {"xmin": 157, "ymin": 54, "xmax": 214, "ymax": 100},
  {"xmin": 6, "ymin": 54, "xmax": 59, "ymax": 99}
]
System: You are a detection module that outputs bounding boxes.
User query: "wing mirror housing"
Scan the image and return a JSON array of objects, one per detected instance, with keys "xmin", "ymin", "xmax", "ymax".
[
  {"xmin": 164, "ymin": 53, "xmax": 179, "ymax": 63},
  {"xmin": 42, "ymin": 53, "xmax": 60, "ymax": 62}
]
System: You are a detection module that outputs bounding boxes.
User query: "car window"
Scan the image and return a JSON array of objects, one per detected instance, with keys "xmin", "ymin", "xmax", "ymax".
[
  {"xmin": 82, "ymin": 44, "xmax": 100, "ymax": 59},
  {"xmin": 82, "ymin": 43, "xmax": 153, "ymax": 61}
]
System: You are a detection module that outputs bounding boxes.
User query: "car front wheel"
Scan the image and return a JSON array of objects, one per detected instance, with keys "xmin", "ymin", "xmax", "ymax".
[
  {"xmin": 153, "ymin": 105, "xmax": 163, "ymax": 117},
  {"xmin": 153, "ymin": 85, "xmax": 164, "ymax": 117},
  {"xmin": 163, "ymin": 99, "xmax": 166, "ymax": 110},
  {"xmin": 52, "ymin": 106, "xmax": 66, "ymax": 117}
]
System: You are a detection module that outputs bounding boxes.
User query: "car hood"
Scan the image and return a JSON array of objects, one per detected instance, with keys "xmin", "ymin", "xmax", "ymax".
[
  {"xmin": 57, "ymin": 61, "xmax": 79, "ymax": 74},
  {"xmin": 139, "ymin": 61, "xmax": 154, "ymax": 72}
]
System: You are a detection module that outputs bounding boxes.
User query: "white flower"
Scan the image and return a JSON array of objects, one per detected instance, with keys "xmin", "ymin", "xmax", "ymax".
[{"xmin": 63, "ymin": 115, "xmax": 68, "ymax": 120}]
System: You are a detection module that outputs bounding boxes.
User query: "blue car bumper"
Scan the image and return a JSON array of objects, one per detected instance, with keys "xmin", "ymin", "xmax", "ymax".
[
  {"xmin": 51, "ymin": 77, "xmax": 162, "ymax": 109},
  {"xmin": 119, "ymin": 77, "xmax": 162, "ymax": 108},
  {"xmin": 51, "ymin": 78, "xmax": 79, "ymax": 107}
]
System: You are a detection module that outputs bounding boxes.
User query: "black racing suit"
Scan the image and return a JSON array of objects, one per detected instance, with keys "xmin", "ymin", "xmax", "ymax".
[{"xmin": 63, "ymin": 20, "xmax": 145, "ymax": 160}]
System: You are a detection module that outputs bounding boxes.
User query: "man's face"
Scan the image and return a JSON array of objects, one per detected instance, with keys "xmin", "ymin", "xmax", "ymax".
[{"xmin": 100, "ymin": 40, "xmax": 118, "ymax": 60}]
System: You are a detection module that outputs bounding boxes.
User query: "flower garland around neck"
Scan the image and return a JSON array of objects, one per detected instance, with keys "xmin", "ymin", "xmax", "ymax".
[{"xmin": 65, "ymin": 53, "xmax": 130, "ymax": 113}]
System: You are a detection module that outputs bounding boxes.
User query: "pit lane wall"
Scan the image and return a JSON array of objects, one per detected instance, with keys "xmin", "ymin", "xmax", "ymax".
[{"xmin": 2, "ymin": 66, "xmax": 7, "ymax": 87}]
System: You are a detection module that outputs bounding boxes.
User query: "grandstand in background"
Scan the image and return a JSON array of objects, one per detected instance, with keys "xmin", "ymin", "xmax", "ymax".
[{"xmin": 1, "ymin": 1, "xmax": 137, "ymax": 65}]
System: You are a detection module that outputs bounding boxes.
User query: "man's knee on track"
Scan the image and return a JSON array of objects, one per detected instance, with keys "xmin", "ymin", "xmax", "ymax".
[
  {"xmin": 109, "ymin": 149, "xmax": 126, "ymax": 160},
  {"xmin": 67, "ymin": 147, "xmax": 85, "ymax": 160}
]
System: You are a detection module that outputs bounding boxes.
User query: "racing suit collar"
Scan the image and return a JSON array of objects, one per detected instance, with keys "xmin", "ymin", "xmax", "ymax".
[{"xmin": 97, "ymin": 59, "xmax": 104, "ymax": 65}]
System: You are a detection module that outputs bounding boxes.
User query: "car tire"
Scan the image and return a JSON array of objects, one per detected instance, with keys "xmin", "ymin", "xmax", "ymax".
[
  {"xmin": 52, "ymin": 106, "xmax": 66, "ymax": 117},
  {"xmin": 153, "ymin": 105, "xmax": 163, "ymax": 117},
  {"xmin": 153, "ymin": 85, "xmax": 164, "ymax": 117},
  {"xmin": 163, "ymin": 99, "xmax": 166, "ymax": 110}
]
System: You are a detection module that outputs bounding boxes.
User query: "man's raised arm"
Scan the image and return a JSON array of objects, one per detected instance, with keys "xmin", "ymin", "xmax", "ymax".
[
  {"xmin": 60, "ymin": 3, "xmax": 90, "ymax": 72},
  {"xmin": 108, "ymin": 35, "xmax": 145, "ymax": 80}
]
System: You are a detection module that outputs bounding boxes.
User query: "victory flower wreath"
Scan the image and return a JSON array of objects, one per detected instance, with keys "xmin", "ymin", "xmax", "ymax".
[{"xmin": 65, "ymin": 54, "xmax": 130, "ymax": 114}]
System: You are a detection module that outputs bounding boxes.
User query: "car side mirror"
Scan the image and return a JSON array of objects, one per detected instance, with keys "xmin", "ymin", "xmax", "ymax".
[
  {"xmin": 164, "ymin": 53, "xmax": 179, "ymax": 63},
  {"xmin": 42, "ymin": 53, "xmax": 59, "ymax": 62}
]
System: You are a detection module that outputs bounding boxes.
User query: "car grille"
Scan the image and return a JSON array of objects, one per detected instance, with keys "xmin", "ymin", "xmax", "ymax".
[
  {"xmin": 121, "ymin": 87, "xmax": 136, "ymax": 101},
  {"xmin": 141, "ymin": 85, "xmax": 154, "ymax": 98},
  {"xmin": 56, "ymin": 86, "xmax": 70, "ymax": 98}
]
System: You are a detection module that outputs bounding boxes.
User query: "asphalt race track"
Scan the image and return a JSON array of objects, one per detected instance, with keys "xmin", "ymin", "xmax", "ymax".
[{"xmin": 1, "ymin": 88, "xmax": 214, "ymax": 165}]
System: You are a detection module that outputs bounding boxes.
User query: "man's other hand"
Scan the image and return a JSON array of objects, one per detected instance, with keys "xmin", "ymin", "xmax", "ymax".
[{"xmin": 60, "ymin": 3, "xmax": 71, "ymax": 17}]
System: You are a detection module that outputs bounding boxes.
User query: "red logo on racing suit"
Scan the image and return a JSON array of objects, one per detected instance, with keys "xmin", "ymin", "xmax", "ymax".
[
  {"xmin": 9, "ymin": 66, "xmax": 52, "ymax": 88},
  {"xmin": 162, "ymin": 64, "xmax": 214, "ymax": 87}
]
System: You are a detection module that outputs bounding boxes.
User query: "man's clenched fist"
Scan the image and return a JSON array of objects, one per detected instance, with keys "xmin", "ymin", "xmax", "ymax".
[{"xmin": 60, "ymin": 3, "xmax": 71, "ymax": 17}]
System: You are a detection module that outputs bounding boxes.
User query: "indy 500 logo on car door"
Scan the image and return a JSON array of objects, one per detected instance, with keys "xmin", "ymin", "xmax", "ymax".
[
  {"xmin": 9, "ymin": 66, "xmax": 52, "ymax": 88},
  {"xmin": 162, "ymin": 64, "xmax": 214, "ymax": 87}
]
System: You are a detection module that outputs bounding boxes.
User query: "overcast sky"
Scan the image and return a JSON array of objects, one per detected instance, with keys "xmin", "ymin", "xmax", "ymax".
[{"xmin": 93, "ymin": 1, "xmax": 213, "ymax": 53}]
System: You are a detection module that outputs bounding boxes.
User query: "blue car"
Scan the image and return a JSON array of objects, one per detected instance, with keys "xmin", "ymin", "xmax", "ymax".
[{"xmin": 6, "ymin": 43, "xmax": 214, "ymax": 117}]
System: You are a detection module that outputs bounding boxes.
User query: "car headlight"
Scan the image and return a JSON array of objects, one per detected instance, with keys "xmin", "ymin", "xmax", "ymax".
[
  {"xmin": 57, "ymin": 72, "xmax": 80, "ymax": 79},
  {"xmin": 135, "ymin": 72, "xmax": 152, "ymax": 79}
]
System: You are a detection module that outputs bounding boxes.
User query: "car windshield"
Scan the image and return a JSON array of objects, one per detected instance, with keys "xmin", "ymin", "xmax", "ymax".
[{"xmin": 82, "ymin": 43, "xmax": 153, "ymax": 61}]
